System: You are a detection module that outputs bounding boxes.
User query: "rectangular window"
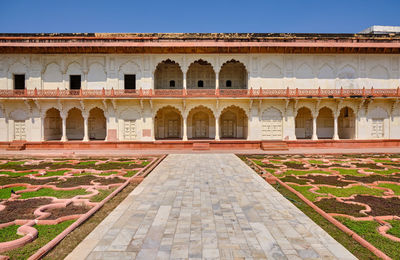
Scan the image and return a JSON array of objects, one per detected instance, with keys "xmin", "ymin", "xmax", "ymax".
[
  {"xmin": 124, "ymin": 74, "xmax": 136, "ymax": 90},
  {"xmin": 14, "ymin": 74, "xmax": 25, "ymax": 90},
  {"xmin": 70, "ymin": 75, "xmax": 81, "ymax": 90}
]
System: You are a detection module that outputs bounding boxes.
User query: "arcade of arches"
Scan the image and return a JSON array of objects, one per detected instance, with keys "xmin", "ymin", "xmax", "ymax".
[
  {"xmin": 35, "ymin": 102, "xmax": 378, "ymax": 143},
  {"xmin": 154, "ymin": 59, "xmax": 248, "ymax": 90},
  {"xmin": 295, "ymin": 106, "xmax": 356, "ymax": 140},
  {"xmin": 43, "ymin": 107, "xmax": 107, "ymax": 141}
]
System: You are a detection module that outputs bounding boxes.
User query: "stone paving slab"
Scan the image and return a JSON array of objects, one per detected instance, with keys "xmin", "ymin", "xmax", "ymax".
[{"xmin": 66, "ymin": 154, "xmax": 356, "ymax": 260}]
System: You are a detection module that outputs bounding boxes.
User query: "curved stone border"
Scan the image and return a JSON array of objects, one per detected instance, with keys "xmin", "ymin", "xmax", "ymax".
[{"xmin": 249, "ymin": 158, "xmax": 392, "ymax": 260}]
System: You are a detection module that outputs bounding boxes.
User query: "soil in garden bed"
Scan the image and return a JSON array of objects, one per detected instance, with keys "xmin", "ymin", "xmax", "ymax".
[
  {"xmin": 299, "ymin": 175, "xmax": 354, "ymax": 187},
  {"xmin": 44, "ymin": 204, "xmax": 91, "ymax": 220},
  {"xmin": 279, "ymin": 176, "xmax": 309, "ymax": 185},
  {"xmin": 283, "ymin": 162, "xmax": 307, "ymax": 169},
  {"xmin": 0, "ymin": 198, "xmax": 53, "ymax": 224},
  {"xmin": 345, "ymin": 195, "xmax": 400, "ymax": 216},
  {"xmin": 55, "ymin": 175, "xmax": 125, "ymax": 188},
  {"xmin": 343, "ymin": 174, "xmax": 400, "ymax": 183},
  {"xmin": 0, "ymin": 176, "xmax": 59, "ymax": 186},
  {"xmin": 353, "ymin": 163, "xmax": 384, "ymax": 169},
  {"xmin": 314, "ymin": 198, "xmax": 367, "ymax": 217}
]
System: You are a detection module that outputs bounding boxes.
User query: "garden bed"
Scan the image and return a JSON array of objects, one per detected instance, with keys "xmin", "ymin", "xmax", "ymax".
[
  {"xmin": 240, "ymin": 153, "xmax": 400, "ymax": 259},
  {"xmin": 0, "ymin": 155, "xmax": 162, "ymax": 259}
]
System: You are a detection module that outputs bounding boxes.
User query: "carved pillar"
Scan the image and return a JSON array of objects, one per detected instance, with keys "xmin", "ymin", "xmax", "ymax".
[
  {"xmin": 312, "ymin": 114, "xmax": 318, "ymax": 140},
  {"xmin": 215, "ymin": 114, "xmax": 220, "ymax": 141},
  {"xmin": 41, "ymin": 113, "xmax": 45, "ymax": 141},
  {"xmin": 182, "ymin": 115, "xmax": 188, "ymax": 141},
  {"xmin": 215, "ymin": 72, "xmax": 219, "ymax": 89},
  {"xmin": 333, "ymin": 114, "xmax": 339, "ymax": 140},
  {"xmin": 83, "ymin": 112, "xmax": 89, "ymax": 141},
  {"xmin": 183, "ymin": 72, "xmax": 187, "ymax": 89},
  {"xmin": 61, "ymin": 112, "xmax": 67, "ymax": 142}
]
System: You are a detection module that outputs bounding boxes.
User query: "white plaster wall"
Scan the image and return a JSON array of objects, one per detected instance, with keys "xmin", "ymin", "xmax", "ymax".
[{"xmin": 0, "ymin": 54, "xmax": 398, "ymax": 91}]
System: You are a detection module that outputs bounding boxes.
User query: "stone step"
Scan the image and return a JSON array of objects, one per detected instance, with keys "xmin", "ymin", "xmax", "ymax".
[
  {"xmin": 6, "ymin": 141, "xmax": 26, "ymax": 151},
  {"xmin": 261, "ymin": 141, "xmax": 289, "ymax": 151},
  {"xmin": 193, "ymin": 142, "xmax": 210, "ymax": 150}
]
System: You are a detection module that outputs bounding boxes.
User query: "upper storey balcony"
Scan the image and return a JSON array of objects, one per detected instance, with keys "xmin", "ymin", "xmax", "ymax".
[{"xmin": 1, "ymin": 87, "xmax": 400, "ymax": 99}]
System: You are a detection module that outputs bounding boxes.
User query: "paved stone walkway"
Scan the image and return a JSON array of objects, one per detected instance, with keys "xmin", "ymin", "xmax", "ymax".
[{"xmin": 67, "ymin": 154, "xmax": 356, "ymax": 260}]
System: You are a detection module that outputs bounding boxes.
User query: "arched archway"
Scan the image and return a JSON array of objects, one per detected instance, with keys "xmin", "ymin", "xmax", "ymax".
[
  {"xmin": 317, "ymin": 107, "xmax": 334, "ymax": 139},
  {"xmin": 338, "ymin": 107, "xmax": 355, "ymax": 139},
  {"xmin": 155, "ymin": 106, "xmax": 182, "ymax": 139},
  {"xmin": 88, "ymin": 107, "xmax": 106, "ymax": 140},
  {"xmin": 295, "ymin": 107, "xmax": 313, "ymax": 139},
  {"xmin": 154, "ymin": 60, "xmax": 183, "ymax": 89},
  {"xmin": 187, "ymin": 106, "xmax": 215, "ymax": 139},
  {"xmin": 44, "ymin": 108, "xmax": 62, "ymax": 141},
  {"xmin": 262, "ymin": 107, "xmax": 282, "ymax": 140},
  {"xmin": 220, "ymin": 106, "xmax": 248, "ymax": 139},
  {"xmin": 66, "ymin": 108, "xmax": 84, "ymax": 140},
  {"xmin": 219, "ymin": 60, "xmax": 247, "ymax": 89},
  {"xmin": 187, "ymin": 60, "xmax": 216, "ymax": 89}
]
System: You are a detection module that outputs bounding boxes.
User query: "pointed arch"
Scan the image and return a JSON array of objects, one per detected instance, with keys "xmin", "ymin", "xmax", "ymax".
[
  {"xmin": 219, "ymin": 105, "xmax": 248, "ymax": 139},
  {"xmin": 154, "ymin": 105, "xmax": 183, "ymax": 139},
  {"xmin": 43, "ymin": 62, "xmax": 63, "ymax": 90},
  {"xmin": 154, "ymin": 59, "xmax": 183, "ymax": 89},
  {"xmin": 187, "ymin": 60, "xmax": 216, "ymax": 89},
  {"xmin": 219, "ymin": 60, "xmax": 247, "ymax": 89}
]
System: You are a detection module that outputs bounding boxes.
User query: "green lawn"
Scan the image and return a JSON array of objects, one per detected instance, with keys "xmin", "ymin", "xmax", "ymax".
[
  {"xmin": 378, "ymin": 183, "xmax": 400, "ymax": 195},
  {"xmin": 288, "ymin": 184, "xmax": 323, "ymax": 201},
  {"xmin": 364, "ymin": 168, "xmax": 400, "ymax": 175},
  {"xmin": 336, "ymin": 217, "xmax": 400, "ymax": 259},
  {"xmin": 387, "ymin": 220, "xmax": 400, "ymax": 239},
  {"xmin": 0, "ymin": 171, "xmax": 38, "ymax": 177},
  {"xmin": 332, "ymin": 168, "xmax": 365, "ymax": 176},
  {"xmin": 280, "ymin": 169, "xmax": 331, "ymax": 176},
  {"xmin": 4, "ymin": 220, "xmax": 75, "ymax": 259},
  {"xmin": 90, "ymin": 188, "xmax": 116, "ymax": 202},
  {"xmin": 19, "ymin": 188, "xmax": 89, "ymax": 199},
  {"xmin": 0, "ymin": 225, "xmax": 22, "ymax": 242},
  {"xmin": 0, "ymin": 186, "xmax": 26, "ymax": 199},
  {"xmin": 316, "ymin": 185, "xmax": 385, "ymax": 197},
  {"xmin": 38, "ymin": 170, "xmax": 70, "ymax": 177}
]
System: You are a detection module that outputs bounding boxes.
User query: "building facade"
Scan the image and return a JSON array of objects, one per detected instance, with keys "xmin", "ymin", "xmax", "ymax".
[{"xmin": 0, "ymin": 33, "xmax": 399, "ymax": 147}]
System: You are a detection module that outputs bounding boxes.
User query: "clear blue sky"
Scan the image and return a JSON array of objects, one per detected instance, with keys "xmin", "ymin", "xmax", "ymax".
[{"xmin": 1, "ymin": 0, "xmax": 399, "ymax": 33}]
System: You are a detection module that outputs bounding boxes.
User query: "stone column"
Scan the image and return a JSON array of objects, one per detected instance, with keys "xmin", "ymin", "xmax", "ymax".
[
  {"xmin": 61, "ymin": 113, "xmax": 68, "ymax": 142},
  {"xmin": 83, "ymin": 112, "xmax": 89, "ymax": 142},
  {"xmin": 215, "ymin": 114, "xmax": 220, "ymax": 141},
  {"xmin": 333, "ymin": 114, "xmax": 339, "ymax": 140},
  {"xmin": 215, "ymin": 72, "xmax": 219, "ymax": 89},
  {"xmin": 182, "ymin": 115, "xmax": 188, "ymax": 141},
  {"xmin": 312, "ymin": 114, "xmax": 318, "ymax": 140},
  {"xmin": 183, "ymin": 72, "xmax": 187, "ymax": 89},
  {"xmin": 41, "ymin": 113, "xmax": 45, "ymax": 141}
]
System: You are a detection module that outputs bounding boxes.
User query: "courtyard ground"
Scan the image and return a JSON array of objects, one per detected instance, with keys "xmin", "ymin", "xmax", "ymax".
[
  {"xmin": 242, "ymin": 153, "xmax": 400, "ymax": 259},
  {"xmin": 66, "ymin": 154, "xmax": 355, "ymax": 260}
]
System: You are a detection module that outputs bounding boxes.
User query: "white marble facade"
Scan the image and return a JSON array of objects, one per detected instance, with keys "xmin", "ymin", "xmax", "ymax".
[{"xmin": 0, "ymin": 53, "xmax": 399, "ymax": 142}]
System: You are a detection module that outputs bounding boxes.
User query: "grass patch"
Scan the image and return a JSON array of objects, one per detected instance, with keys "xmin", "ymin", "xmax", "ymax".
[
  {"xmin": 90, "ymin": 188, "xmax": 117, "ymax": 202},
  {"xmin": 19, "ymin": 188, "xmax": 89, "ymax": 199},
  {"xmin": 4, "ymin": 220, "xmax": 75, "ymax": 259},
  {"xmin": 124, "ymin": 170, "xmax": 138, "ymax": 177},
  {"xmin": 387, "ymin": 220, "xmax": 400, "ymax": 239},
  {"xmin": 0, "ymin": 171, "xmax": 38, "ymax": 177},
  {"xmin": 373, "ymin": 159, "xmax": 393, "ymax": 163},
  {"xmin": 316, "ymin": 185, "xmax": 385, "ymax": 197},
  {"xmin": 377, "ymin": 183, "xmax": 400, "ymax": 195},
  {"xmin": 38, "ymin": 170, "xmax": 70, "ymax": 177},
  {"xmin": 0, "ymin": 225, "xmax": 22, "ymax": 242},
  {"xmin": 332, "ymin": 168, "xmax": 365, "ymax": 176},
  {"xmin": 44, "ymin": 183, "xmax": 139, "ymax": 259},
  {"xmin": 1, "ymin": 161, "xmax": 26, "ymax": 166},
  {"xmin": 78, "ymin": 161, "xmax": 97, "ymax": 166},
  {"xmin": 98, "ymin": 171, "xmax": 118, "ymax": 176},
  {"xmin": 364, "ymin": 168, "xmax": 400, "ymax": 175},
  {"xmin": 141, "ymin": 161, "xmax": 150, "ymax": 166},
  {"xmin": 335, "ymin": 217, "xmax": 400, "ymax": 259},
  {"xmin": 279, "ymin": 169, "xmax": 330, "ymax": 176},
  {"xmin": 272, "ymin": 184, "xmax": 378, "ymax": 259},
  {"xmin": 0, "ymin": 186, "xmax": 26, "ymax": 199},
  {"xmin": 309, "ymin": 160, "xmax": 324, "ymax": 164},
  {"xmin": 288, "ymin": 184, "xmax": 322, "ymax": 201}
]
